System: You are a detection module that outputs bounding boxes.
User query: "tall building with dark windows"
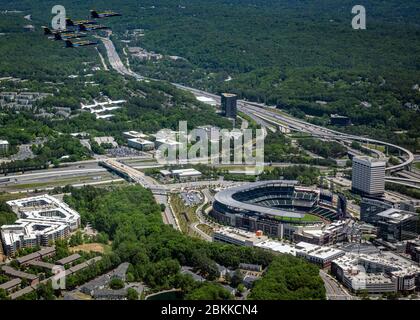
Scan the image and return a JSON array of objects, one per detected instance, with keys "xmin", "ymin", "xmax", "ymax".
[
  {"xmin": 360, "ymin": 198, "xmax": 393, "ymax": 224},
  {"xmin": 376, "ymin": 208, "xmax": 418, "ymax": 242},
  {"xmin": 221, "ymin": 93, "xmax": 237, "ymax": 119}
]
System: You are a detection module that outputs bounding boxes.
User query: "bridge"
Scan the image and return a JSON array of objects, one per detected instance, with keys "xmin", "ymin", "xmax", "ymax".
[{"xmin": 99, "ymin": 159, "xmax": 168, "ymax": 195}]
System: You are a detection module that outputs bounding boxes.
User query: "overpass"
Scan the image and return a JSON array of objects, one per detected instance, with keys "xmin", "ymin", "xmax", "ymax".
[
  {"xmin": 99, "ymin": 159, "xmax": 168, "ymax": 195},
  {"xmin": 237, "ymin": 102, "xmax": 414, "ymax": 173},
  {"xmin": 100, "ymin": 37, "xmax": 414, "ymax": 175}
]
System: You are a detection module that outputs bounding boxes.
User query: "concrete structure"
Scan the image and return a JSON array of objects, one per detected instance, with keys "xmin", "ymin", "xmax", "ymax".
[
  {"xmin": 27, "ymin": 260, "xmax": 55, "ymax": 270},
  {"xmin": 213, "ymin": 227, "xmax": 268, "ymax": 247},
  {"xmin": 331, "ymin": 252, "xmax": 420, "ymax": 294},
  {"xmin": 196, "ymin": 96, "xmax": 217, "ymax": 106},
  {"xmin": 1, "ymin": 195, "xmax": 80, "ymax": 255},
  {"xmin": 122, "ymin": 131, "xmax": 149, "ymax": 139},
  {"xmin": 93, "ymin": 288, "xmax": 128, "ymax": 300},
  {"xmin": 406, "ymin": 240, "xmax": 420, "ymax": 263},
  {"xmin": 238, "ymin": 263, "xmax": 263, "ymax": 272},
  {"xmin": 56, "ymin": 253, "xmax": 81, "ymax": 266},
  {"xmin": 360, "ymin": 198, "xmax": 393, "ymax": 225},
  {"xmin": 15, "ymin": 247, "xmax": 56, "ymax": 266},
  {"xmin": 216, "ymin": 227, "xmax": 345, "ymax": 268},
  {"xmin": 330, "ymin": 114, "xmax": 351, "ymax": 126},
  {"xmin": 94, "ymin": 136, "xmax": 118, "ymax": 148},
  {"xmin": 221, "ymin": 93, "xmax": 237, "ymax": 119},
  {"xmin": 0, "ymin": 91, "xmax": 52, "ymax": 110},
  {"xmin": 295, "ymin": 242, "xmax": 345, "ymax": 268},
  {"xmin": 211, "ymin": 181, "xmax": 339, "ymax": 239},
  {"xmin": 171, "ymin": 168, "xmax": 202, "ymax": 180},
  {"xmin": 127, "ymin": 138, "xmax": 155, "ymax": 151},
  {"xmin": 254, "ymin": 240, "xmax": 298, "ymax": 255},
  {"xmin": 293, "ymin": 220, "xmax": 349, "ymax": 246},
  {"xmin": 352, "ymin": 156, "xmax": 386, "ymax": 196},
  {"xmin": 80, "ymin": 262, "xmax": 129, "ymax": 296},
  {"xmin": 0, "ymin": 278, "xmax": 21, "ymax": 293},
  {"xmin": 181, "ymin": 266, "xmax": 206, "ymax": 282},
  {"xmin": 1, "ymin": 266, "xmax": 39, "ymax": 286},
  {"xmin": 0, "ymin": 139, "xmax": 9, "ymax": 154},
  {"xmin": 376, "ymin": 208, "xmax": 418, "ymax": 242}
]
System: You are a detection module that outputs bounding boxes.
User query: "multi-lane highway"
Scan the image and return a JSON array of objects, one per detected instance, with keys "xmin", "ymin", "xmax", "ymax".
[
  {"xmin": 171, "ymin": 84, "xmax": 414, "ymax": 174},
  {"xmin": 98, "ymin": 34, "xmax": 414, "ymax": 175}
]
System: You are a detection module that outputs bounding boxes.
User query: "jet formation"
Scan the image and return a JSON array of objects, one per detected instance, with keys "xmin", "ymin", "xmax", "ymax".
[{"xmin": 42, "ymin": 9, "xmax": 121, "ymax": 48}]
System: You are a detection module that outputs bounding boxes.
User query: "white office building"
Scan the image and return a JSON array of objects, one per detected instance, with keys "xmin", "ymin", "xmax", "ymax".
[
  {"xmin": 1, "ymin": 195, "xmax": 81, "ymax": 255},
  {"xmin": 213, "ymin": 227, "xmax": 268, "ymax": 247},
  {"xmin": 295, "ymin": 241, "xmax": 345, "ymax": 268},
  {"xmin": 0, "ymin": 140, "xmax": 9, "ymax": 154},
  {"xmin": 331, "ymin": 252, "xmax": 420, "ymax": 293},
  {"xmin": 123, "ymin": 131, "xmax": 149, "ymax": 139},
  {"xmin": 171, "ymin": 168, "xmax": 202, "ymax": 180},
  {"xmin": 352, "ymin": 156, "xmax": 386, "ymax": 196},
  {"xmin": 127, "ymin": 138, "xmax": 155, "ymax": 151}
]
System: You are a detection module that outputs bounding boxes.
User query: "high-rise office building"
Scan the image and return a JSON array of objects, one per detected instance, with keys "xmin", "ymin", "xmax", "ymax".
[
  {"xmin": 376, "ymin": 208, "xmax": 418, "ymax": 242},
  {"xmin": 352, "ymin": 156, "xmax": 386, "ymax": 196},
  {"xmin": 360, "ymin": 198, "xmax": 393, "ymax": 224},
  {"xmin": 221, "ymin": 93, "xmax": 237, "ymax": 119}
]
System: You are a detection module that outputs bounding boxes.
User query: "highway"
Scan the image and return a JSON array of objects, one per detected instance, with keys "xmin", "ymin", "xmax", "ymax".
[
  {"xmin": 238, "ymin": 103, "xmax": 414, "ymax": 173},
  {"xmin": 171, "ymin": 84, "xmax": 414, "ymax": 173},
  {"xmin": 99, "ymin": 36, "xmax": 416, "ymax": 182},
  {"xmin": 98, "ymin": 34, "xmax": 144, "ymax": 81},
  {"xmin": 99, "ymin": 159, "xmax": 168, "ymax": 194}
]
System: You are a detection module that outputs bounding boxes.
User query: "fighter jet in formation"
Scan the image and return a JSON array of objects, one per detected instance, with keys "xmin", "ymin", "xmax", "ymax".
[
  {"xmin": 90, "ymin": 10, "xmax": 122, "ymax": 19},
  {"xmin": 43, "ymin": 9, "xmax": 121, "ymax": 48},
  {"xmin": 43, "ymin": 26, "xmax": 70, "ymax": 35},
  {"xmin": 54, "ymin": 32, "xmax": 87, "ymax": 41},
  {"xmin": 78, "ymin": 24, "xmax": 109, "ymax": 32},
  {"xmin": 66, "ymin": 18, "xmax": 97, "ymax": 27},
  {"xmin": 65, "ymin": 40, "xmax": 98, "ymax": 48}
]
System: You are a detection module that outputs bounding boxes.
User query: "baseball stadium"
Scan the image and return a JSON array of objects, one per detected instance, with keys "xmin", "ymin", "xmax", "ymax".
[{"xmin": 211, "ymin": 180, "xmax": 343, "ymax": 239}]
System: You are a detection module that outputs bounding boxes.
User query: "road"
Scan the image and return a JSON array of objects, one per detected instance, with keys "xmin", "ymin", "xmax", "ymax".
[
  {"xmin": 319, "ymin": 270, "xmax": 354, "ymax": 300},
  {"xmin": 190, "ymin": 191, "xmax": 212, "ymax": 241},
  {"xmin": 154, "ymin": 193, "xmax": 179, "ymax": 230},
  {"xmin": 99, "ymin": 35, "xmax": 414, "ymax": 174},
  {"xmin": 171, "ymin": 84, "xmax": 414, "ymax": 174},
  {"xmin": 98, "ymin": 35, "xmax": 143, "ymax": 81}
]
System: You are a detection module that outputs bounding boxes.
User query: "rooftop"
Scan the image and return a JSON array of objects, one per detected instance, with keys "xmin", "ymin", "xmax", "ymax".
[
  {"xmin": 376, "ymin": 208, "xmax": 417, "ymax": 222},
  {"xmin": 353, "ymin": 156, "xmax": 386, "ymax": 166},
  {"xmin": 171, "ymin": 168, "xmax": 202, "ymax": 177},
  {"xmin": 214, "ymin": 227, "xmax": 268, "ymax": 245},
  {"xmin": 56, "ymin": 253, "xmax": 81, "ymax": 265}
]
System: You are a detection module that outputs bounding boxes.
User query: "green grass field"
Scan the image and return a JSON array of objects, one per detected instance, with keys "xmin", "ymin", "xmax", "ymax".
[{"xmin": 276, "ymin": 213, "xmax": 323, "ymax": 223}]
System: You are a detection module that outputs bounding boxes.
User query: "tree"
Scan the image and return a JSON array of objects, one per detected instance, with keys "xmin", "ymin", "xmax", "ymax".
[
  {"xmin": 0, "ymin": 288, "xmax": 8, "ymax": 300},
  {"xmin": 186, "ymin": 283, "xmax": 233, "ymax": 300},
  {"xmin": 110, "ymin": 277, "xmax": 125, "ymax": 290},
  {"xmin": 249, "ymin": 255, "xmax": 326, "ymax": 300},
  {"xmin": 230, "ymin": 269, "xmax": 244, "ymax": 288},
  {"xmin": 127, "ymin": 288, "xmax": 139, "ymax": 300}
]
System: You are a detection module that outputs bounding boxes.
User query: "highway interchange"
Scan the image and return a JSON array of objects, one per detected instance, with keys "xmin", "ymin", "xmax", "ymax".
[{"xmin": 0, "ymin": 33, "xmax": 416, "ymax": 302}]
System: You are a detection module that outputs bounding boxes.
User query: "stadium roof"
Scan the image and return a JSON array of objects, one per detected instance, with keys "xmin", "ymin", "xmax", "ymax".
[{"xmin": 214, "ymin": 180, "xmax": 306, "ymax": 219}]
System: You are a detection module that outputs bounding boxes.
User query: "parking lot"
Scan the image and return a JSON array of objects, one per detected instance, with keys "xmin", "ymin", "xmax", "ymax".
[{"xmin": 180, "ymin": 191, "xmax": 203, "ymax": 206}]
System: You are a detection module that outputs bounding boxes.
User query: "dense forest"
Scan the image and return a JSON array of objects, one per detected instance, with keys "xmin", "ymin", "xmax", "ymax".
[
  {"xmin": 63, "ymin": 185, "xmax": 326, "ymax": 299},
  {"xmin": 298, "ymin": 138, "xmax": 348, "ymax": 159},
  {"xmin": 0, "ymin": 0, "xmax": 418, "ymax": 152},
  {"xmin": 249, "ymin": 255, "xmax": 325, "ymax": 300}
]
